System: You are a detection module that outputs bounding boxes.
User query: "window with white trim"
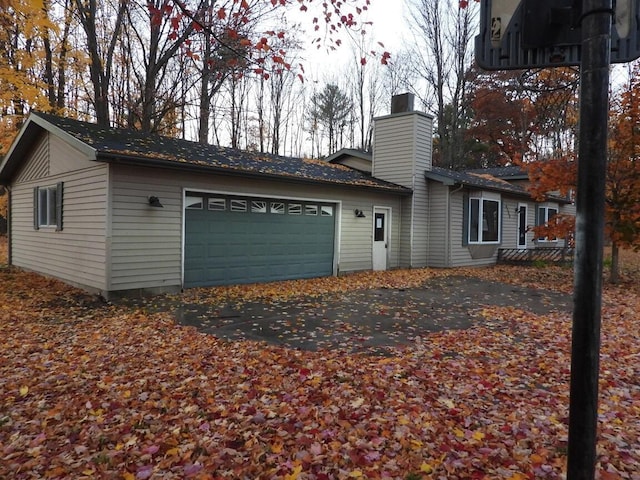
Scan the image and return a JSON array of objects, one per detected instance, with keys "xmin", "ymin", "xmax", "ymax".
[
  {"xmin": 34, "ymin": 183, "xmax": 63, "ymax": 230},
  {"xmin": 537, "ymin": 206, "xmax": 558, "ymax": 241},
  {"xmin": 468, "ymin": 194, "xmax": 500, "ymax": 244}
]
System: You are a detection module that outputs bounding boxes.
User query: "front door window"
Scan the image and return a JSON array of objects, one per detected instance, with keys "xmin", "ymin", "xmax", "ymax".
[{"xmin": 518, "ymin": 205, "xmax": 527, "ymax": 248}]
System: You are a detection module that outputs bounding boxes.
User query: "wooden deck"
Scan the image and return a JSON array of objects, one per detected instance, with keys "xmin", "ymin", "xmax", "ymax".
[{"xmin": 497, "ymin": 247, "xmax": 574, "ymax": 265}]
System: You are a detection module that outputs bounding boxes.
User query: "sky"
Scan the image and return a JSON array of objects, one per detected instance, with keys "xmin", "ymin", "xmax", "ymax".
[{"xmin": 290, "ymin": 1, "xmax": 410, "ymax": 83}]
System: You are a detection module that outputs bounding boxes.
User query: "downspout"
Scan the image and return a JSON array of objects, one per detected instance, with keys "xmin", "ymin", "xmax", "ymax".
[{"xmin": 447, "ymin": 184, "xmax": 464, "ymax": 267}]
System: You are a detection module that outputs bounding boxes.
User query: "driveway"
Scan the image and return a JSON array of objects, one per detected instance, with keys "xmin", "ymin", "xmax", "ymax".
[{"xmin": 130, "ymin": 275, "xmax": 572, "ymax": 355}]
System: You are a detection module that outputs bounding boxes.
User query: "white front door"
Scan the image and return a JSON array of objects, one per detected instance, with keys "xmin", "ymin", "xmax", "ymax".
[
  {"xmin": 372, "ymin": 207, "xmax": 389, "ymax": 270},
  {"xmin": 517, "ymin": 204, "xmax": 528, "ymax": 249}
]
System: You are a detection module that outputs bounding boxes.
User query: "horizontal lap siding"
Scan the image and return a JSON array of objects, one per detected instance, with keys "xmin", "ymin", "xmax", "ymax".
[
  {"xmin": 427, "ymin": 183, "xmax": 449, "ymax": 267},
  {"xmin": 109, "ymin": 173, "xmax": 182, "ymax": 291},
  {"xmin": 109, "ymin": 165, "xmax": 403, "ymax": 290},
  {"xmin": 11, "ymin": 166, "xmax": 108, "ymax": 290},
  {"xmin": 449, "ymin": 190, "xmax": 496, "ymax": 267},
  {"xmin": 373, "ymin": 112, "xmax": 433, "ymax": 268},
  {"xmin": 372, "ymin": 115, "xmax": 418, "ymax": 187},
  {"xmin": 15, "ymin": 135, "xmax": 49, "ymax": 183},
  {"xmin": 502, "ymin": 198, "xmax": 519, "ymax": 249}
]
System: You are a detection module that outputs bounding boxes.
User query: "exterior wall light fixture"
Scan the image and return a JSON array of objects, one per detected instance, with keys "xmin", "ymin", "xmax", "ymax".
[{"xmin": 148, "ymin": 196, "xmax": 164, "ymax": 208}]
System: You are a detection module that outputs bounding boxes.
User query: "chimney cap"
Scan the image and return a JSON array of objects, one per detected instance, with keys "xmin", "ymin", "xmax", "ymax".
[{"xmin": 391, "ymin": 93, "xmax": 415, "ymax": 114}]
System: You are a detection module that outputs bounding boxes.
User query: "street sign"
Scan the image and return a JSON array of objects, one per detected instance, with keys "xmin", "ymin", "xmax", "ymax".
[
  {"xmin": 490, "ymin": 0, "xmax": 520, "ymax": 47},
  {"xmin": 476, "ymin": 0, "xmax": 640, "ymax": 70},
  {"xmin": 616, "ymin": 0, "xmax": 633, "ymax": 37}
]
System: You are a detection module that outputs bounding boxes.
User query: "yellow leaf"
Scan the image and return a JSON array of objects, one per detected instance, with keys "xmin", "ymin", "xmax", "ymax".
[
  {"xmin": 349, "ymin": 470, "xmax": 364, "ymax": 478},
  {"xmin": 19, "ymin": 386, "xmax": 29, "ymax": 396},
  {"xmin": 472, "ymin": 430, "xmax": 485, "ymax": 441},
  {"xmin": 284, "ymin": 464, "xmax": 303, "ymax": 480},
  {"xmin": 123, "ymin": 390, "xmax": 131, "ymax": 398},
  {"xmin": 420, "ymin": 462, "xmax": 434, "ymax": 473},
  {"xmin": 165, "ymin": 447, "xmax": 180, "ymax": 456},
  {"xmin": 122, "ymin": 473, "xmax": 135, "ymax": 480},
  {"xmin": 508, "ymin": 473, "xmax": 528, "ymax": 480},
  {"xmin": 271, "ymin": 441, "xmax": 284, "ymax": 454},
  {"xmin": 454, "ymin": 428, "xmax": 465, "ymax": 438}
]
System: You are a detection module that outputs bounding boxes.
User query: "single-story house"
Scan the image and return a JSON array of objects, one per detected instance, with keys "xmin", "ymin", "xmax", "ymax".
[{"xmin": 0, "ymin": 94, "xmax": 572, "ymax": 298}]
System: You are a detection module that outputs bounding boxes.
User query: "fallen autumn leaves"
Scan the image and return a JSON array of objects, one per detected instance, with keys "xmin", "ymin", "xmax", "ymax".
[{"xmin": 1, "ymin": 255, "xmax": 640, "ymax": 479}]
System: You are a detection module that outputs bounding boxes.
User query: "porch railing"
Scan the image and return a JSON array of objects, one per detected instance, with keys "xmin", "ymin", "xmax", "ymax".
[{"xmin": 497, "ymin": 247, "xmax": 574, "ymax": 265}]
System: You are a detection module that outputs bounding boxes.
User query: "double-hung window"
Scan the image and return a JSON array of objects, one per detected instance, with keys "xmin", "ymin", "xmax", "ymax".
[
  {"xmin": 468, "ymin": 193, "xmax": 501, "ymax": 244},
  {"xmin": 34, "ymin": 183, "xmax": 63, "ymax": 231},
  {"xmin": 537, "ymin": 205, "xmax": 558, "ymax": 241}
]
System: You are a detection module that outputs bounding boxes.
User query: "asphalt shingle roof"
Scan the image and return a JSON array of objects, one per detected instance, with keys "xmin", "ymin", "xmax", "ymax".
[
  {"xmin": 31, "ymin": 112, "xmax": 411, "ymax": 194},
  {"xmin": 426, "ymin": 166, "xmax": 530, "ymax": 196},
  {"xmin": 464, "ymin": 165, "xmax": 527, "ymax": 179}
]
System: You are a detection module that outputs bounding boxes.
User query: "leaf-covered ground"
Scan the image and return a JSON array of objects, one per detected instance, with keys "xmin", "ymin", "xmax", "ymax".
[{"xmin": 1, "ymin": 242, "xmax": 640, "ymax": 479}]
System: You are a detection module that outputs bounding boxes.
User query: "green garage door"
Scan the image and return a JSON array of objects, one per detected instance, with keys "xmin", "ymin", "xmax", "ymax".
[{"xmin": 184, "ymin": 192, "xmax": 336, "ymax": 288}]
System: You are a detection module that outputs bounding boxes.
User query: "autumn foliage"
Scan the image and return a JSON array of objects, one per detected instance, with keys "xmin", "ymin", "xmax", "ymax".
[{"xmin": 2, "ymin": 257, "xmax": 640, "ymax": 479}]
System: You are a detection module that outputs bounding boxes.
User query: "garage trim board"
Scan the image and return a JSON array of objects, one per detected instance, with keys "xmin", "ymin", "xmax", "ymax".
[{"xmin": 181, "ymin": 189, "xmax": 341, "ymax": 288}]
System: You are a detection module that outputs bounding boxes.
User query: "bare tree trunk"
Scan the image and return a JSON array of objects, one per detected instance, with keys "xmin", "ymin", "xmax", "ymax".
[
  {"xmin": 610, "ymin": 241, "xmax": 620, "ymax": 284},
  {"xmin": 74, "ymin": 0, "xmax": 127, "ymax": 125},
  {"xmin": 409, "ymin": 0, "xmax": 477, "ymax": 168}
]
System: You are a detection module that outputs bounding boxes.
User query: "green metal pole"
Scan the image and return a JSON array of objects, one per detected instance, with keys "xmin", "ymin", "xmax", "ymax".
[{"xmin": 567, "ymin": 0, "xmax": 611, "ymax": 478}]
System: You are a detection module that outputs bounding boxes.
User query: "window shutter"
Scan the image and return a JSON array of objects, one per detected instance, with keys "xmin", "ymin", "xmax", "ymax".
[
  {"xmin": 462, "ymin": 192, "xmax": 469, "ymax": 246},
  {"xmin": 33, "ymin": 187, "xmax": 39, "ymax": 230},
  {"xmin": 55, "ymin": 182, "xmax": 63, "ymax": 231},
  {"xmin": 499, "ymin": 202, "xmax": 504, "ymax": 245},
  {"xmin": 536, "ymin": 206, "xmax": 543, "ymax": 226}
]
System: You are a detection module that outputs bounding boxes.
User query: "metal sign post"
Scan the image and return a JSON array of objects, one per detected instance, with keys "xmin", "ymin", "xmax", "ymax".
[
  {"xmin": 568, "ymin": 4, "xmax": 611, "ymax": 479},
  {"xmin": 475, "ymin": 0, "xmax": 639, "ymax": 69},
  {"xmin": 473, "ymin": 1, "xmax": 637, "ymax": 478}
]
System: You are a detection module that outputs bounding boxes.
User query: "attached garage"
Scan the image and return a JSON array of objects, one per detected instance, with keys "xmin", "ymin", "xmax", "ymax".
[
  {"xmin": 1, "ymin": 111, "xmax": 413, "ymax": 298},
  {"xmin": 184, "ymin": 191, "xmax": 337, "ymax": 287}
]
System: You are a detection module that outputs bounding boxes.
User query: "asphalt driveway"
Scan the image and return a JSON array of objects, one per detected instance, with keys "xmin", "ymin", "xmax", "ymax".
[{"xmin": 132, "ymin": 275, "xmax": 572, "ymax": 355}]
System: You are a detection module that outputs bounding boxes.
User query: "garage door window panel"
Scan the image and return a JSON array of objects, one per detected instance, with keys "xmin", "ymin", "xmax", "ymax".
[
  {"xmin": 186, "ymin": 195, "xmax": 203, "ymax": 209},
  {"xmin": 321, "ymin": 205, "xmax": 333, "ymax": 216},
  {"xmin": 288, "ymin": 204, "xmax": 302, "ymax": 215},
  {"xmin": 208, "ymin": 198, "xmax": 226, "ymax": 211},
  {"xmin": 231, "ymin": 199, "xmax": 247, "ymax": 212},
  {"xmin": 251, "ymin": 201, "xmax": 267, "ymax": 213}
]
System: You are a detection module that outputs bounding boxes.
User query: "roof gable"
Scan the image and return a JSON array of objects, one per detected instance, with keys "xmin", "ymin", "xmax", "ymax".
[{"xmin": 0, "ymin": 112, "xmax": 409, "ymax": 194}]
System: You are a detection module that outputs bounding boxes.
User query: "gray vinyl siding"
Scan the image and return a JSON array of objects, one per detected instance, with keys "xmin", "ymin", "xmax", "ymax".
[
  {"xmin": 15, "ymin": 134, "xmax": 49, "ymax": 183},
  {"xmin": 10, "ymin": 165, "xmax": 108, "ymax": 291},
  {"xmin": 449, "ymin": 190, "xmax": 497, "ymax": 267},
  {"xmin": 372, "ymin": 114, "xmax": 417, "ymax": 187},
  {"xmin": 108, "ymin": 164, "xmax": 404, "ymax": 292},
  {"xmin": 372, "ymin": 112, "xmax": 433, "ymax": 189},
  {"xmin": 372, "ymin": 111, "xmax": 433, "ymax": 267},
  {"xmin": 426, "ymin": 182, "xmax": 449, "ymax": 267},
  {"xmin": 398, "ymin": 197, "xmax": 412, "ymax": 267},
  {"xmin": 502, "ymin": 198, "xmax": 519, "ymax": 248},
  {"xmin": 411, "ymin": 177, "xmax": 429, "ymax": 267}
]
